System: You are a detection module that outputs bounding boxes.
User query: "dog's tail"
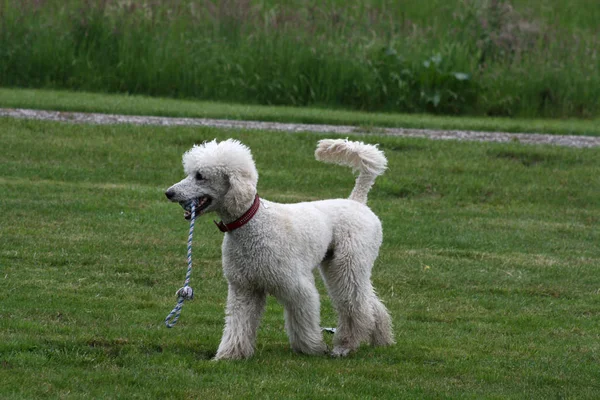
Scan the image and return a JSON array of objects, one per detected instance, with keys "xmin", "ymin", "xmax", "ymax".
[{"xmin": 315, "ymin": 139, "xmax": 387, "ymax": 204}]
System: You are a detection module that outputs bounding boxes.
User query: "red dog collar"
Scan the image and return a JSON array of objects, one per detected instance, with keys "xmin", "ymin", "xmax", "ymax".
[{"xmin": 214, "ymin": 194, "xmax": 261, "ymax": 233}]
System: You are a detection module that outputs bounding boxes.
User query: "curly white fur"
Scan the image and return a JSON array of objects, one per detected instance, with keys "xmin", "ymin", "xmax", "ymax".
[
  {"xmin": 315, "ymin": 139, "xmax": 387, "ymax": 204},
  {"xmin": 166, "ymin": 138, "xmax": 394, "ymax": 359}
]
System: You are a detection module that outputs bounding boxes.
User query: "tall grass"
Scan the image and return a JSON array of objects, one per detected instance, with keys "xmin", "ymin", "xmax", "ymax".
[{"xmin": 0, "ymin": 0, "xmax": 599, "ymax": 118}]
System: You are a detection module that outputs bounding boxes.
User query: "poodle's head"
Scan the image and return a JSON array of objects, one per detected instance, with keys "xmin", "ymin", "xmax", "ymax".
[{"xmin": 165, "ymin": 139, "xmax": 258, "ymax": 219}]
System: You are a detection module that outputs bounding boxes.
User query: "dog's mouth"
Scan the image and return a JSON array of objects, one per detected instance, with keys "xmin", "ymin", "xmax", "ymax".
[{"xmin": 180, "ymin": 196, "xmax": 212, "ymax": 220}]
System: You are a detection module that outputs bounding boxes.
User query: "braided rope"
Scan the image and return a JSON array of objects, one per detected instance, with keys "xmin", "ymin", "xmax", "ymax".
[{"xmin": 164, "ymin": 201, "xmax": 196, "ymax": 328}]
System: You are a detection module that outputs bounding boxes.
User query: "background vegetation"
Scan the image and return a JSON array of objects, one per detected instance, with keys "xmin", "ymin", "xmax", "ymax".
[
  {"xmin": 1, "ymin": 117, "xmax": 599, "ymax": 398},
  {"xmin": 1, "ymin": 0, "xmax": 599, "ymax": 118}
]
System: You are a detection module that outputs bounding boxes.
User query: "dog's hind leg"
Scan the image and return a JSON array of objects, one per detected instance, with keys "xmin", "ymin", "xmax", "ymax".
[
  {"xmin": 321, "ymin": 257, "xmax": 373, "ymax": 356},
  {"xmin": 369, "ymin": 294, "xmax": 394, "ymax": 347},
  {"xmin": 274, "ymin": 273, "xmax": 328, "ymax": 355},
  {"xmin": 320, "ymin": 245, "xmax": 394, "ymax": 356},
  {"xmin": 214, "ymin": 284, "xmax": 266, "ymax": 360}
]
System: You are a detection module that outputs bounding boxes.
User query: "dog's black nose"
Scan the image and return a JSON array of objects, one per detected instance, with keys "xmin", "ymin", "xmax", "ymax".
[{"xmin": 165, "ymin": 189, "xmax": 175, "ymax": 200}]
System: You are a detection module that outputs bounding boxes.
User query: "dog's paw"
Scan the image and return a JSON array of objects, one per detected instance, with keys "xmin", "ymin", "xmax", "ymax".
[
  {"xmin": 330, "ymin": 346, "xmax": 352, "ymax": 358},
  {"xmin": 213, "ymin": 346, "xmax": 254, "ymax": 361},
  {"xmin": 213, "ymin": 352, "xmax": 251, "ymax": 361}
]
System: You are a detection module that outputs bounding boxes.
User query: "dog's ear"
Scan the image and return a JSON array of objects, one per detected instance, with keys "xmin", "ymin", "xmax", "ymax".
[{"xmin": 223, "ymin": 172, "xmax": 256, "ymax": 215}]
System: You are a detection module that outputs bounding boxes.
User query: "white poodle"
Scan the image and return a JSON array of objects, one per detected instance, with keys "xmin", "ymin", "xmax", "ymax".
[{"xmin": 165, "ymin": 138, "xmax": 394, "ymax": 359}]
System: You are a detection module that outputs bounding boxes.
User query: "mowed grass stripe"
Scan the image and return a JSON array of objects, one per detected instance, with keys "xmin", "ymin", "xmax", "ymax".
[
  {"xmin": 1, "ymin": 118, "xmax": 599, "ymax": 398},
  {"xmin": 1, "ymin": 88, "xmax": 600, "ymax": 137},
  {"xmin": 3, "ymin": 107, "xmax": 600, "ymax": 149}
]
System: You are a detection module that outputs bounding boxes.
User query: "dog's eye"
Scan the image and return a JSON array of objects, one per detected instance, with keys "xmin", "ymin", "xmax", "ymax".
[{"xmin": 195, "ymin": 172, "xmax": 204, "ymax": 181}]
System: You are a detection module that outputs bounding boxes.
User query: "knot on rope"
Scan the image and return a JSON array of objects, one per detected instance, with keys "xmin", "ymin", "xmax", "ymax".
[{"xmin": 176, "ymin": 286, "xmax": 194, "ymax": 300}]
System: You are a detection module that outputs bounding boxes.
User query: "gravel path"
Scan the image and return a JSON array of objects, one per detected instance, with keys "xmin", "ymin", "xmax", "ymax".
[{"xmin": 1, "ymin": 107, "xmax": 599, "ymax": 148}]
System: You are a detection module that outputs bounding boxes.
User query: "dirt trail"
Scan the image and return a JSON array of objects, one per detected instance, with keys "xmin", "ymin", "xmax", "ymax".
[{"xmin": 1, "ymin": 108, "xmax": 598, "ymax": 148}]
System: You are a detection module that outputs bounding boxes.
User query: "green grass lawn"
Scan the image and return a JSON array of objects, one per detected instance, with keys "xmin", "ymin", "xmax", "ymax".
[
  {"xmin": 2, "ymin": 88, "xmax": 600, "ymax": 137},
  {"xmin": 1, "ymin": 117, "xmax": 599, "ymax": 398}
]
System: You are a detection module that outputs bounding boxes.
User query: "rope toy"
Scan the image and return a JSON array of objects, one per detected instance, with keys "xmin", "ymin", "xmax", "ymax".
[{"xmin": 164, "ymin": 200, "xmax": 196, "ymax": 328}]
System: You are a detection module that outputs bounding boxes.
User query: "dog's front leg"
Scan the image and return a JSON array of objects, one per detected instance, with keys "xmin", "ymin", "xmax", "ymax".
[{"xmin": 214, "ymin": 283, "xmax": 266, "ymax": 360}]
